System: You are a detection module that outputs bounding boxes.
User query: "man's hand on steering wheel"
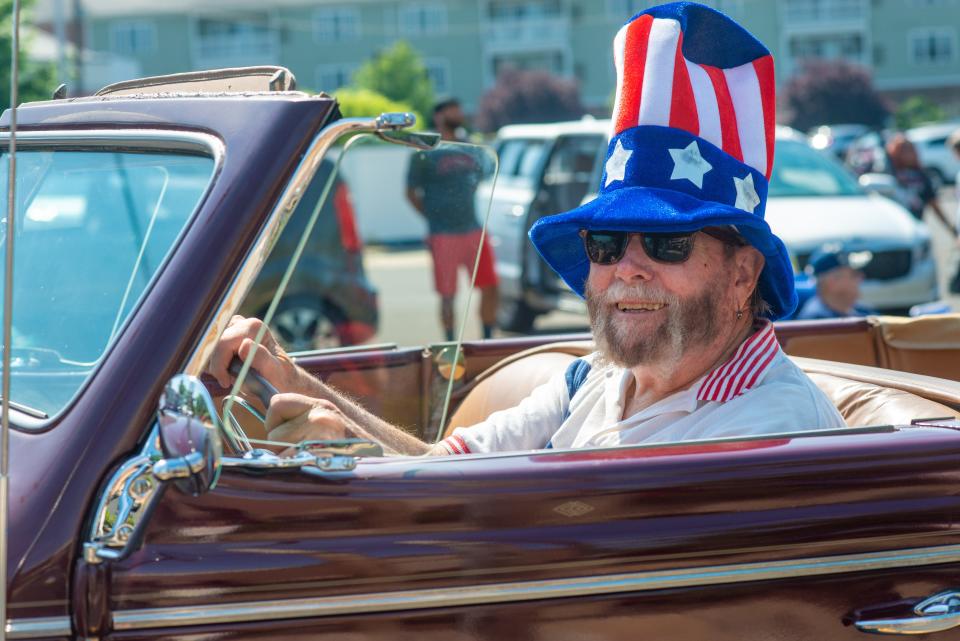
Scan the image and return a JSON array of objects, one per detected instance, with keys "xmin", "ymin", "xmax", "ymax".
[
  {"xmin": 266, "ymin": 393, "xmax": 352, "ymax": 449},
  {"xmin": 208, "ymin": 315, "xmax": 300, "ymax": 393}
]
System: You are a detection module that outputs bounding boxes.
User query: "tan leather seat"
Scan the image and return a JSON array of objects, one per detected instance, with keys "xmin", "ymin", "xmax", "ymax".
[{"xmin": 444, "ymin": 346, "xmax": 960, "ymax": 438}]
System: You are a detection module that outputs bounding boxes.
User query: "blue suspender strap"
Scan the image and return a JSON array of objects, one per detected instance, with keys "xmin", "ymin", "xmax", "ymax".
[{"xmin": 546, "ymin": 358, "xmax": 592, "ymax": 450}]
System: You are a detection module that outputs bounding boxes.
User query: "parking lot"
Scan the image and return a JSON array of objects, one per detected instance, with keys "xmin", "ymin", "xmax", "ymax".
[{"xmin": 366, "ymin": 186, "xmax": 960, "ymax": 346}]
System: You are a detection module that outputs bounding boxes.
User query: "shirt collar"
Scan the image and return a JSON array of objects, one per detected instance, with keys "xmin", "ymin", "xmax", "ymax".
[{"xmin": 696, "ymin": 320, "xmax": 781, "ymax": 403}]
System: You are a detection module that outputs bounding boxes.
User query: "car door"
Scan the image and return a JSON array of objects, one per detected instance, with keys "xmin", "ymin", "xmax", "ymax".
[{"xmin": 95, "ymin": 424, "xmax": 960, "ymax": 640}]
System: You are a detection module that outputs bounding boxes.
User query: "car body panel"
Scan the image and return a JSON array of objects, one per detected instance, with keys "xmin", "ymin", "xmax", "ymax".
[{"xmin": 99, "ymin": 426, "xmax": 960, "ymax": 638}]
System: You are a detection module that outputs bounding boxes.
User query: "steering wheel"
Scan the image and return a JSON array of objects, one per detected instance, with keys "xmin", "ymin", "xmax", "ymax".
[{"xmin": 219, "ymin": 356, "xmax": 279, "ymax": 453}]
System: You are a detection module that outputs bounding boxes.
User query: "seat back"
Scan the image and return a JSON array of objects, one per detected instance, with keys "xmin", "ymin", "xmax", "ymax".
[
  {"xmin": 779, "ymin": 314, "xmax": 960, "ymax": 381},
  {"xmin": 444, "ymin": 344, "xmax": 960, "ymax": 438}
]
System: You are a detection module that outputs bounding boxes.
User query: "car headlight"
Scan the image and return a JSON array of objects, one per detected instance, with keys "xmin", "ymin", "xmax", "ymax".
[{"xmin": 915, "ymin": 238, "xmax": 932, "ymax": 262}]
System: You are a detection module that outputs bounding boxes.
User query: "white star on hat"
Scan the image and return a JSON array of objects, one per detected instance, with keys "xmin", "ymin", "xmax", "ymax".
[
  {"xmin": 604, "ymin": 139, "xmax": 632, "ymax": 187},
  {"xmin": 733, "ymin": 173, "xmax": 761, "ymax": 213},
  {"xmin": 668, "ymin": 141, "xmax": 712, "ymax": 189}
]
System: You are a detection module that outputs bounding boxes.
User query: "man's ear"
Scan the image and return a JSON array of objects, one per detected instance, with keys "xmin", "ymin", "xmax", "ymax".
[{"xmin": 735, "ymin": 246, "xmax": 765, "ymax": 302}]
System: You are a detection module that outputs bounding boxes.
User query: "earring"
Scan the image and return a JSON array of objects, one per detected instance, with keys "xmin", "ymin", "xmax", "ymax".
[{"xmin": 736, "ymin": 308, "xmax": 744, "ymax": 321}]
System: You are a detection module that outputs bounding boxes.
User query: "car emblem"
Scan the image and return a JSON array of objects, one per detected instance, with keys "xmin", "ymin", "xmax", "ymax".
[{"xmin": 553, "ymin": 500, "xmax": 595, "ymax": 518}]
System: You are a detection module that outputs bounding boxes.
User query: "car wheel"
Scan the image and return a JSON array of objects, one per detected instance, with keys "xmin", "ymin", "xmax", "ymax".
[
  {"xmin": 268, "ymin": 296, "xmax": 342, "ymax": 352},
  {"xmin": 498, "ymin": 296, "xmax": 538, "ymax": 333}
]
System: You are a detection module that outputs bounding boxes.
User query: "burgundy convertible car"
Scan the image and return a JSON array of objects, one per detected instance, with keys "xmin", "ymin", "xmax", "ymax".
[{"xmin": 5, "ymin": 67, "xmax": 960, "ymax": 640}]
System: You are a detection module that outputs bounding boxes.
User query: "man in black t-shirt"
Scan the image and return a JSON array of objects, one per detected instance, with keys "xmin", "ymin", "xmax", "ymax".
[{"xmin": 406, "ymin": 98, "xmax": 499, "ymax": 341}]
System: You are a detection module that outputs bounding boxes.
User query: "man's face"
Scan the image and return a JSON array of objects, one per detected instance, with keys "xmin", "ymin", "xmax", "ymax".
[
  {"xmin": 819, "ymin": 266, "xmax": 863, "ymax": 309},
  {"xmin": 585, "ymin": 232, "xmax": 746, "ymax": 369},
  {"xmin": 437, "ymin": 104, "xmax": 465, "ymax": 129}
]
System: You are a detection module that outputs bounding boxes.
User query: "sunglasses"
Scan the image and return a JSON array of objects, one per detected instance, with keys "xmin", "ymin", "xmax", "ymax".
[{"xmin": 579, "ymin": 227, "xmax": 747, "ymax": 265}]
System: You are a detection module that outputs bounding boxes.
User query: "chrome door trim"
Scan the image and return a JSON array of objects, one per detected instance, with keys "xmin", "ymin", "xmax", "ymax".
[
  {"xmin": 4, "ymin": 616, "xmax": 72, "ymax": 639},
  {"xmin": 0, "ymin": 128, "xmax": 225, "ymax": 158},
  {"xmin": 112, "ymin": 543, "xmax": 960, "ymax": 630}
]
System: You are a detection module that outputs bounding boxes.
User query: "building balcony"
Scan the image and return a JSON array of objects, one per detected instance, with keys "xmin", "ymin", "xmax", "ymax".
[
  {"xmin": 191, "ymin": 33, "xmax": 280, "ymax": 71},
  {"xmin": 484, "ymin": 16, "xmax": 570, "ymax": 52},
  {"xmin": 781, "ymin": 0, "xmax": 868, "ymax": 30}
]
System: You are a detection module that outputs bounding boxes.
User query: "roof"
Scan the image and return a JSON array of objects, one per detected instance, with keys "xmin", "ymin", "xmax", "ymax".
[
  {"xmin": 495, "ymin": 118, "xmax": 612, "ymax": 140},
  {"xmin": 907, "ymin": 121, "xmax": 960, "ymax": 141}
]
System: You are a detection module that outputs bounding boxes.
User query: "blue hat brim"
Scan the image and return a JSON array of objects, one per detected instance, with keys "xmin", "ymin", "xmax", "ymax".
[{"xmin": 528, "ymin": 185, "xmax": 798, "ymax": 320}]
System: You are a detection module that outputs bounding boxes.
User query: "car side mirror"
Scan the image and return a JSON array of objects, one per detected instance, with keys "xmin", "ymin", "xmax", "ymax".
[
  {"xmin": 858, "ymin": 173, "xmax": 898, "ymax": 198},
  {"xmin": 154, "ymin": 375, "xmax": 223, "ymax": 496}
]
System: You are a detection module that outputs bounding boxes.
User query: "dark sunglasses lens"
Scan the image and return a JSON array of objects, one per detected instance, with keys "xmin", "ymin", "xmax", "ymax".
[
  {"xmin": 642, "ymin": 233, "xmax": 694, "ymax": 263},
  {"xmin": 584, "ymin": 231, "xmax": 628, "ymax": 264}
]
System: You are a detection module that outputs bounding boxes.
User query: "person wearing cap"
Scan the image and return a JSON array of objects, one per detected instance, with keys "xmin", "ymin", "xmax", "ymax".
[
  {"xmin": 406, "ymin": 97, "xmax": 500, "ymax": 341},
  {"xmin": 795, "ymin": 248, "xmax": 875, "ymax": 321},
  {"xmin": 209, "ymin": 2, "xmax": 845, "ymax": 455}
]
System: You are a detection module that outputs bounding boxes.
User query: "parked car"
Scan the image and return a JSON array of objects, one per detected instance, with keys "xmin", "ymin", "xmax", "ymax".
[
  {"xmin": 487, "ymin": 122, "xmax": 936, "ymax": 329},
  {"xmin": 239, "ymin": 158, "xmax": 378, "ymax": 352},
  {"xmin": 7, "ymin": 67, "xmax": 960, "ymax": 641},
  {"xmin": 907, "ymin": 120, "xmax": 960, "ymax": 188},
  {"xmin": 479, "ymin": 118, "xmax": 609, "ymax": 331},
  {"xmin": 767, "ymin": 127, "xmax": 937, "ymax": 313},
  {"xmin": 808, "ymin": 123, "xmax": 870, "ymax": 160}
]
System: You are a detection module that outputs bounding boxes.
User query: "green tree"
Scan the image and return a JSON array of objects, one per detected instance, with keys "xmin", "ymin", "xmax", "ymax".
[
  {"xmin": 893, "ymin": 96, "xmax": 945, "ymax": 130},
  {"xmin": 0, "ymin": 0, "xmax": 57, "ymax": 110},
  {"xmin": 353, "ymin": 41, "xmax": 434, "ymax": 125},
  {"xmin": 334, "ymin": 87, "xmax": 423, "ymax": 129}
]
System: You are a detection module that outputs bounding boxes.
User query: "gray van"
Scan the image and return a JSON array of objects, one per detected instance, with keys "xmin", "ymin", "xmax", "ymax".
[{"xmin": 481, "ymin": 119, "xmax": 609, "ymax": 331}]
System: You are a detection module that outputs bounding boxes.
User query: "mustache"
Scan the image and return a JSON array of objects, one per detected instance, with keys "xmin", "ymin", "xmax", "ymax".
[{"xmin": 586, "ymin": 281, "xmax": 679, "ymax": 306}]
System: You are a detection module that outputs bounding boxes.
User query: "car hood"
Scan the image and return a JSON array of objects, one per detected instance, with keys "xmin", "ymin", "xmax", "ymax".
[{"xmin": 764, "ymin": 194, "xmax": 925, "ymax": 251}]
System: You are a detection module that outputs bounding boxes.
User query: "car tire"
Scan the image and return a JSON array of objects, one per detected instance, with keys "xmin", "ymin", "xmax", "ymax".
[
  {"xmin": 498, "ymin": 296, "xmax": 538, "ymax": 334},
  {"xmin": 267, "ymin": 296, "xmax": 342, "ymax": 353}
]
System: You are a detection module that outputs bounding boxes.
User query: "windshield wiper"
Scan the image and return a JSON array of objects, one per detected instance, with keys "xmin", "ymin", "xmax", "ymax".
[{"xmin": 0, "ymin": 397, "xmax": 46, "ymax": 419}]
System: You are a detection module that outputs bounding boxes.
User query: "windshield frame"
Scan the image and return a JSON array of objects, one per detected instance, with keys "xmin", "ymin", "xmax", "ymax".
[{"xmin": 4, "ymin": 129, "xmax": 224, "ymax": 431}]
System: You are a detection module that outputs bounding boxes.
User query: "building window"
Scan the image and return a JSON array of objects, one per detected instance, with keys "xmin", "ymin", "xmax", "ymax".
[
  {"xmin": 195, "ymin": 15, "xmax": 274, "ymax": 59},
  {"xmin": 315, "ymin": 64, "xmax": 357, "ymax": 91},
  {"xmin": 491, "ymin": 0, "xmax": 563, "ymax": 20},
  {"xmin": 783, "ymin": 0, "xmax": 866, "ymax": 22},
  {"xmin": 492, "ymin": 50, "xmax": 565, "ymax": 77},
  {"xmin": 399, "ymin": 3, "xmax": 447, "ymax": 37},
  {"xmin": 606, "ymin": 0, "xmax": 645, "ymax": 17},
  {"xmin": 909, "ymin": 27, "xmax": 957, "ymax": 64},
  {"xmin": 313, "ymin": 7, "xmax": 360, "ymax": 42},
  {"xmin": 789, "ymin": 33, "xmax": 865, "ymax": 62},
  {"xmin": 424, "ymin": 59, "xmax": 450, "ymax": 94},
  {"xmin": 111, "ymin": 21, "xmax": 157, "ymax": 55}
]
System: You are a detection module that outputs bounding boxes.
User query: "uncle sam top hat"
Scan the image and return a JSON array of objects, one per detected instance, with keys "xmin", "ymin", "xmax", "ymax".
[{"xmin": 528, "ymin": 1, "xmax": 796, "ymax": 319}]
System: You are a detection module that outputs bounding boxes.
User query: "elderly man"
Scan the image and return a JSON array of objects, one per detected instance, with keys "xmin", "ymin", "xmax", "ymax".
[
  {"xmin": 796, "ymin": 247, "xmax": 875, "ymax": 321},
  {"xmin": 209, "ymin": 1, "xmax": 845, "ymax": 455}
]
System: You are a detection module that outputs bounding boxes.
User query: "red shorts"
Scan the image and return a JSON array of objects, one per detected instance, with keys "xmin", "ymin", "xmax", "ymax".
[{"xmin": 427, "ymin": 230, "xmax": 498, "ymax": 297}]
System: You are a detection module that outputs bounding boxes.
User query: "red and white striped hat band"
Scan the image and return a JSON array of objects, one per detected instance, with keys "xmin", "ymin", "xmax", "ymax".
[{"xmin": 611, "ymin": 8, "xmax": 776, "ymax": 180}]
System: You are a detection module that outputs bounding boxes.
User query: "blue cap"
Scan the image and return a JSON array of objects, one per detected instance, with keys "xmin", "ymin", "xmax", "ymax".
[{"xmin": 805, "ymin": 246, "xmax": 871, "ymax": 277}]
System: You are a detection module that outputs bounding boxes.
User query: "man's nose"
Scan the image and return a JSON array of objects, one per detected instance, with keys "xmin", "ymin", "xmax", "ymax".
[{"xmin": 613, "ymin": 235, "xmax": 655, "ymax": 281}]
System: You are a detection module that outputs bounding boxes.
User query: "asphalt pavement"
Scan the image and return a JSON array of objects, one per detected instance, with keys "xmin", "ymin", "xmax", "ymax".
[{"xmin": 366, "ymin": 185, "xmax": 960, "ymax": 346}]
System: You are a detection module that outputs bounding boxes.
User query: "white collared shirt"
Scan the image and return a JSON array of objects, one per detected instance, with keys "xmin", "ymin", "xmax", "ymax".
[{"xmin": 439, "ymin": 322, "xmax": 845, "ymax": 455}]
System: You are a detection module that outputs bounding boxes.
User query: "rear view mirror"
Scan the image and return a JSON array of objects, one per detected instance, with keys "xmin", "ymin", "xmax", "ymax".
[{"xmin": 858, "ymin": 173, "xmax": 899, "ymax": 198}]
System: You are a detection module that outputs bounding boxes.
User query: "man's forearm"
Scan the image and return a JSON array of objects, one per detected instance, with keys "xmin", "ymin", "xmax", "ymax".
[{"xmin": 288, "ymin": 364, "xmax": 433, "ymax": 456}]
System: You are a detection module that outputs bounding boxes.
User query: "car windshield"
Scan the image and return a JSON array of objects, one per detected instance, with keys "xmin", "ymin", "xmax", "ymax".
[
  {"xmin": 0, "ymin": 147, "xmax": 216, "ymax": 418},
  {"xmin": 224, "ymin": 133, "xmax": 498, "ymax": 452},
  {"xmin": 768, "ymin": 139, "xmax": 862, "ymax": 198}
]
